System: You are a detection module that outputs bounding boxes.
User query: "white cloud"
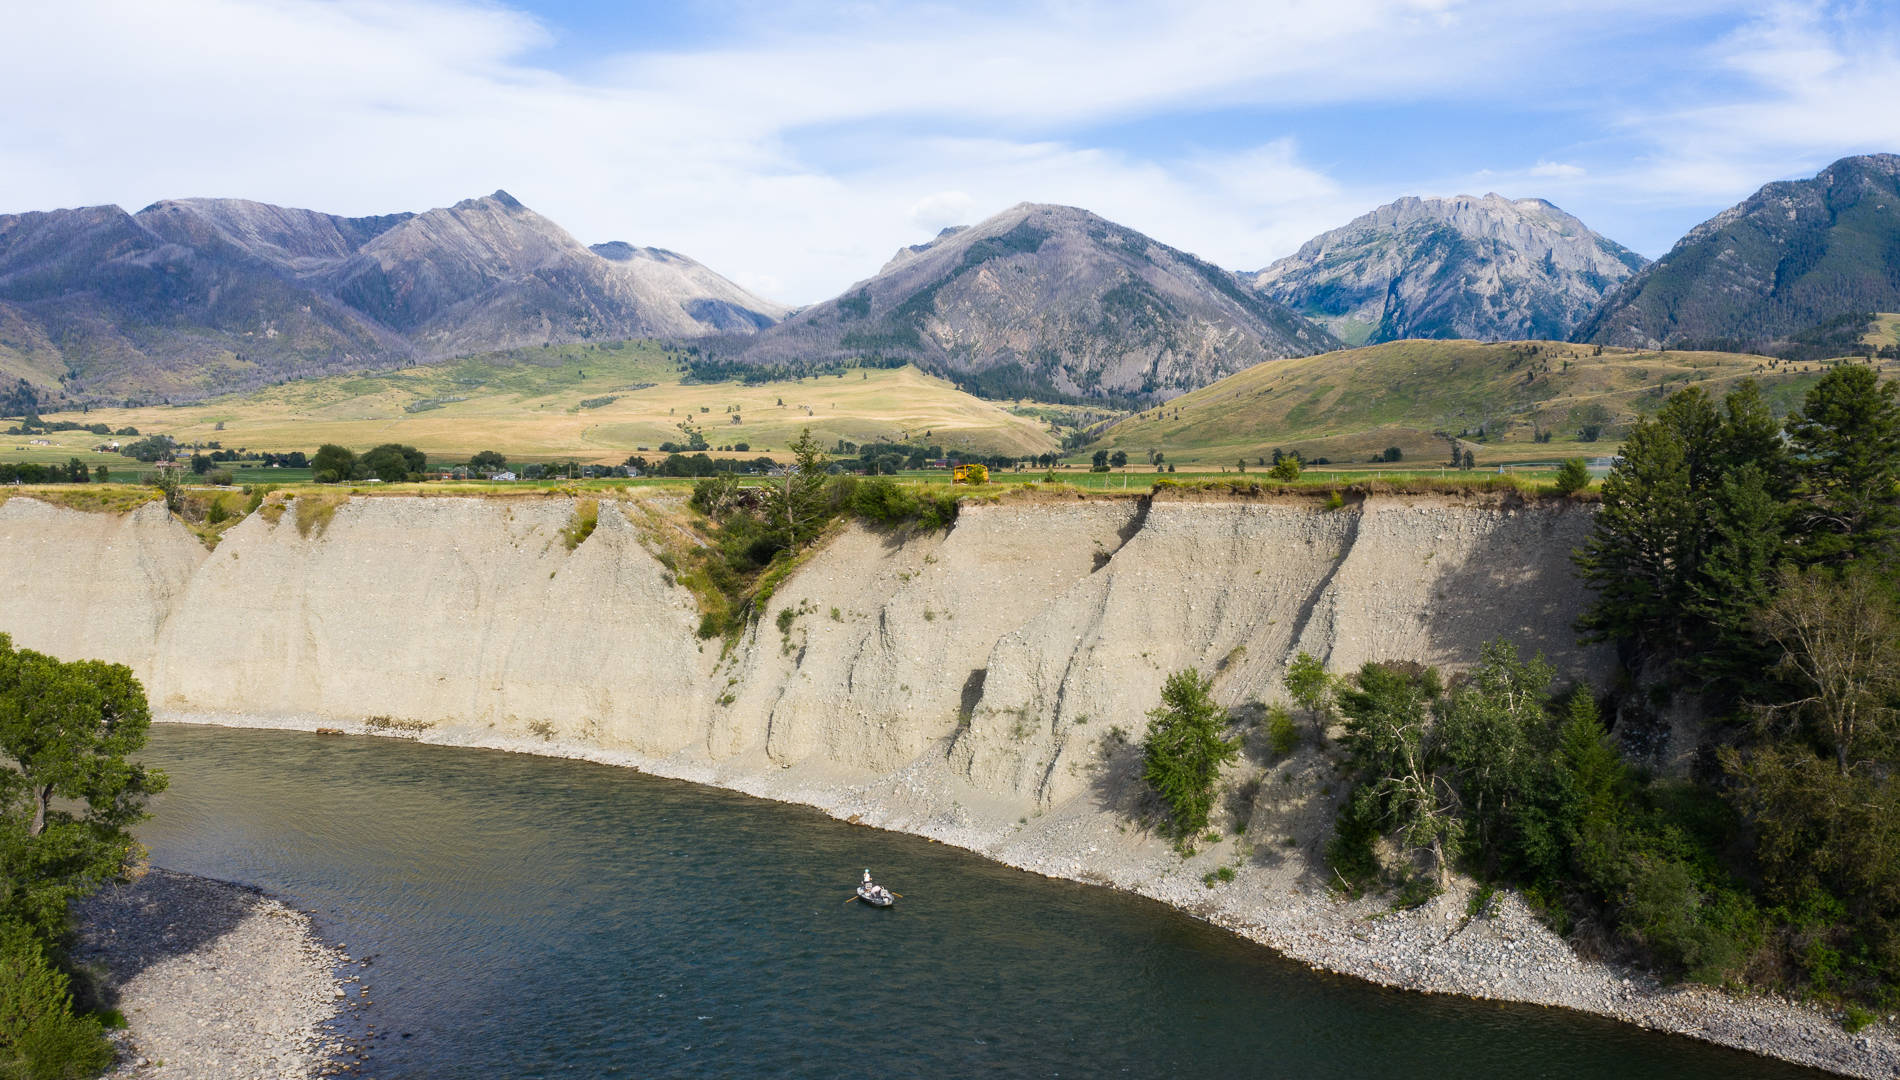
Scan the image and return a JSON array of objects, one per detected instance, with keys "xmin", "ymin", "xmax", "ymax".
[
  {"xmin": 907, "ymin": 192, "xmax": 977, "ymax": 233},
  {"xmin": 1530, "ymin": 161, "xmax": 1587, "ymax": 179},
  {"xmin": 1603, "ymin": 3, "xmax": 1900, "ymax": 203}
]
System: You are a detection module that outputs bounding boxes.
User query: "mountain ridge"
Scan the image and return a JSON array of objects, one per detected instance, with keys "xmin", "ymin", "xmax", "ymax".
[
  {"xmin": 1574, "ymin": 154, "xmax": 1900, "ymax": 353},
  {"xmin": 0, "ymin": 190, "xmax": 785, "ymax": 406}
]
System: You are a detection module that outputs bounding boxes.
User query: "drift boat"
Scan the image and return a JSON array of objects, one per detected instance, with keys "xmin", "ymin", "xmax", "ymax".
[{"xmin": 855, "ymin": 869, "xmax": 895, "ymax": 907}]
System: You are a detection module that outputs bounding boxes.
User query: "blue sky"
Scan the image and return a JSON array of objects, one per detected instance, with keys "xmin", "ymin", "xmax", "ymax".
[{"xmin": 4, "ymin": 1, "xmax": 1898, "ymax": 304}]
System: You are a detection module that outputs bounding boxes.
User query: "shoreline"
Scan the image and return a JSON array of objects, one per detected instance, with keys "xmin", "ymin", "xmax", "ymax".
[
  {"xmin": 71, "ymin": 867, "xmax": 366, "ymax": 1080},
  {"xmin": 156, "ymin": 710, "xmax": 1900, "ymax": 1079}
]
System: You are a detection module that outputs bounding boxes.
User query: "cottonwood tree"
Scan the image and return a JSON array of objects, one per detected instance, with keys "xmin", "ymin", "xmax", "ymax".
[
  {"xmin": 1336, "ymin": 663, "xmax": 1460, "ymax": 888},
  {"xmin": 1283, "ymin": 651, "xmax": 1332, "ymax": 738},
  {"xmin": 0, "ymin": 635, "xmax": 166, "ymax": 945},
  {"xmin": 1759, "ymin": 568, "xmax": 1900, "ymax": 775}
]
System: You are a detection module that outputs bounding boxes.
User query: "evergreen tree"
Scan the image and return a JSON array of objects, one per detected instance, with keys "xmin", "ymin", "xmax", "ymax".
[
  {"xmin": 1575, "ymin": 405, "xmax": 1698, "ymax": 664},
  {"xmin": 1577, "ymin": 381, "xmax": 1798, "ymax": 677},
  {"xmin": 1141, "ymin": 669, "xmax": 1239, "ymax": 838},
  {"xmin": 1784, "ymin": 365, "xmax": 1900, "ymax": 568},
  {"xmin": 768, "ymin": 428, "xmax": 831, "ymax": 548},
  {"xmin": 1686, "ymin": 464, "xmax": 1789, "ymax": 691},
  {"xmin": 1553, "ymin": 458, "xmax": 1589, "ymax": 494}
]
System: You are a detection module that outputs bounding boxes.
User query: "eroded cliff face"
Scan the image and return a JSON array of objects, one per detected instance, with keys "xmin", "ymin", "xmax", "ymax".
[{"xmin": 0, "ymin": 490, "xmax": 1601, "ymax": 811}]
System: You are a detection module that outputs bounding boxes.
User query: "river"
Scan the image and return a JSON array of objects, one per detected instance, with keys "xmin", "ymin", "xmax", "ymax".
[{"xmin": 133, "ymin": 724, "xmax": 1821, "ymax": 1079}]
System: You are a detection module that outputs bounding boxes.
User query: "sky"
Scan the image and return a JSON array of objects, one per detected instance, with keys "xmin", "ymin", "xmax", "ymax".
[{"xmin": 4, "ymin": 0, "xmax": 1898, "ymax": 306}]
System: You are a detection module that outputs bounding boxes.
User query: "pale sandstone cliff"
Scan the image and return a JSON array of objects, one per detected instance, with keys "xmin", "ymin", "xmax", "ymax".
[{"xmin": 0, "ymin": 491, "xmax": 1600, "ymax": 790}]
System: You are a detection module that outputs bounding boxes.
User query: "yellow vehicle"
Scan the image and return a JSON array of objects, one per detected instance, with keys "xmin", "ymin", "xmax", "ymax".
[{"xmin": 952, "ymin": 463, "xmax": 988, "ymax": 485}]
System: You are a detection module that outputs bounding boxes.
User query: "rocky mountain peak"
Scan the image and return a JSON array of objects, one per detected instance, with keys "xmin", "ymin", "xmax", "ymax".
[
  {"xmin": 0, "ymin": 191, "xmax": 784, "ymax": 404},
  {"xmin": 726, "ymin": 201, "xmax": 1336, "ymax": 402},
  {"xmin": 1253, "ymin": 193, "xmax": 1645, "ymax": 344}
]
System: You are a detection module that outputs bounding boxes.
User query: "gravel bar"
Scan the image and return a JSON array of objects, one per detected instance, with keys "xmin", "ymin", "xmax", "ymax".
[{"xmin": 72, "ymin": 869, "xmax": 367, "ymax": 1080}]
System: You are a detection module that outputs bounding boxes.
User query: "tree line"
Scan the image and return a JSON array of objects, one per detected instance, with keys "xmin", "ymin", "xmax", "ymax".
[{"xmin": 1303, "ymin": 365, "xmax": 1900, "ymax": 1018}]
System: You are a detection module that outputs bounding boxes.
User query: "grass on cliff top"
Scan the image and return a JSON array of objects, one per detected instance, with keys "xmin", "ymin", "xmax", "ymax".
[
  {"xmin": 35, "ymin": 343, "xmax": 1061, "ymax": 462},
  {"xmin": 0, "ymin": 484, "xmax": 162, "ymax": 514},
  {"xmin": 1091, "ymin": 339, "xmax": 1894, "ymax": 468}
]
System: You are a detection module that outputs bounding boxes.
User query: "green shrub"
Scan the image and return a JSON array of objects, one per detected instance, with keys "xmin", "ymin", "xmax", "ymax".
[
  {"xmin": 0, "ymin": 926, "xmax": 112, "ymax": 1080},
  {"xmin": 1265, "ymin": 704, "xmax": 1299, "ymax": 758},
  {"xmin": 849, "ymin": 477, "xmax": 958, "ymax": 530},
  {"xmin": 1326, "ymin": 789, "xmax": 1383, "ymax": 895},
  {"xmin": 1554, "ymin": 457, "xmax": 1590, "ymax": 494},
  {"xmin": 561, "ymin": 498, "xmax": 599, "ymax": 550}
]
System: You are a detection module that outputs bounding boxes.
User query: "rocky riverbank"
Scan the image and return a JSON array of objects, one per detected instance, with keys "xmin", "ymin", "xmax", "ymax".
[{"xmin": 72, "ymin": 869, "xmax": 365, "ymax": 1080}]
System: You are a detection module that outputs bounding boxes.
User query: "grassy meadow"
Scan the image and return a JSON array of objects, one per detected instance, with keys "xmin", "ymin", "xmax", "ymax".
[
  {"xmin": 32, "ymin": 342, "xmax": 1062, "ymax": 465},
  {"xmin": 1865, "ymin": 312, "xmax": 1900, "ymax": 349}
]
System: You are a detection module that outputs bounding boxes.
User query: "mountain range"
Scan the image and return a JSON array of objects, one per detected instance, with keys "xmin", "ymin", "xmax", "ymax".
[
  {"xmin": 714, "ymin": 202, "xmax": 1340, "ymax": 403},
  {"xmin": 1251, "ymin": 194, "xmax": 1647, "ymax": 345},
  {"xmin": 5, "ymin": 153, "xmax": 1899, "ymax": 411},
  {"xmin": 0, "ymin": 191, "xmax": 785, "ymax": 405}
]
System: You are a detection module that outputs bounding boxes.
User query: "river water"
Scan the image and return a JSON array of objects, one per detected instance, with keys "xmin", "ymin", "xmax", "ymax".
[{"xmin": 133, "ymin": 724, "xmax": 1820, "ymax": 1079}]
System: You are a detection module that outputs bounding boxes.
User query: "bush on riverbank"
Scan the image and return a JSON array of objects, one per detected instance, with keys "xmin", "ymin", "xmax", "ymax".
[{"xmin": 0, "ymin": 926, "xmax": 112, "ymax": 1080}]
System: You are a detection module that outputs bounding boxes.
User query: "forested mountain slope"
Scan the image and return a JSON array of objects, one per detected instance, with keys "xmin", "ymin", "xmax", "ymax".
[{"xmin": 1575, "ymin": 154, "xmax": 1900, "ymax": 355}]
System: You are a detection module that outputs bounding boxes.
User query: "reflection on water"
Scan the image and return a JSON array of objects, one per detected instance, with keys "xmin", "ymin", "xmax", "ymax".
[{"xmin": 136, "ymin": 725, "xmax": 1818, "ymax": 1079}]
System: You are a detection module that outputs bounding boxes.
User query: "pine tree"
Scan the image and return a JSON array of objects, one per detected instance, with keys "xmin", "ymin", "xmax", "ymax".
[
  {"xmin": 769, "ymin": 428, "xmax": 831, "ymax": 549},
  {"xmin": 1784, "ymin": 365, "xmax": 1900, "ymax": 568},
  {"xmin": 1142, "ymin": 669, "xmax": 1239, "ymax": 838},
  {"xmin": 1575, "ymin": 408, "xmax": 1698, "ymax": 663},
  {"xmin": 1686, "ymin": 465, "xmax": 1789, "ymax": 692}
]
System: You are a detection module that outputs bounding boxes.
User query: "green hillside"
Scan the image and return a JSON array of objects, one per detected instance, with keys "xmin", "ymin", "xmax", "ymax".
[{"xmin": 1091, "ymin": 339, "xmax": 1883, "ymax": 467}]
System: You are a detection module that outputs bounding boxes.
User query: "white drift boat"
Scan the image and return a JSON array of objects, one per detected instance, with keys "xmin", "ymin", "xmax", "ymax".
[{"xmin": 854, "ymin": 868, "xmax": 895, "ymax": 907}]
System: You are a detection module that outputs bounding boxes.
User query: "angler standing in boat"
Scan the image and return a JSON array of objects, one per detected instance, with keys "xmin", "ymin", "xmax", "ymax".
[{"xmin": 853, "ymin": 868, "xmax": 896, "ymax": 907}]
